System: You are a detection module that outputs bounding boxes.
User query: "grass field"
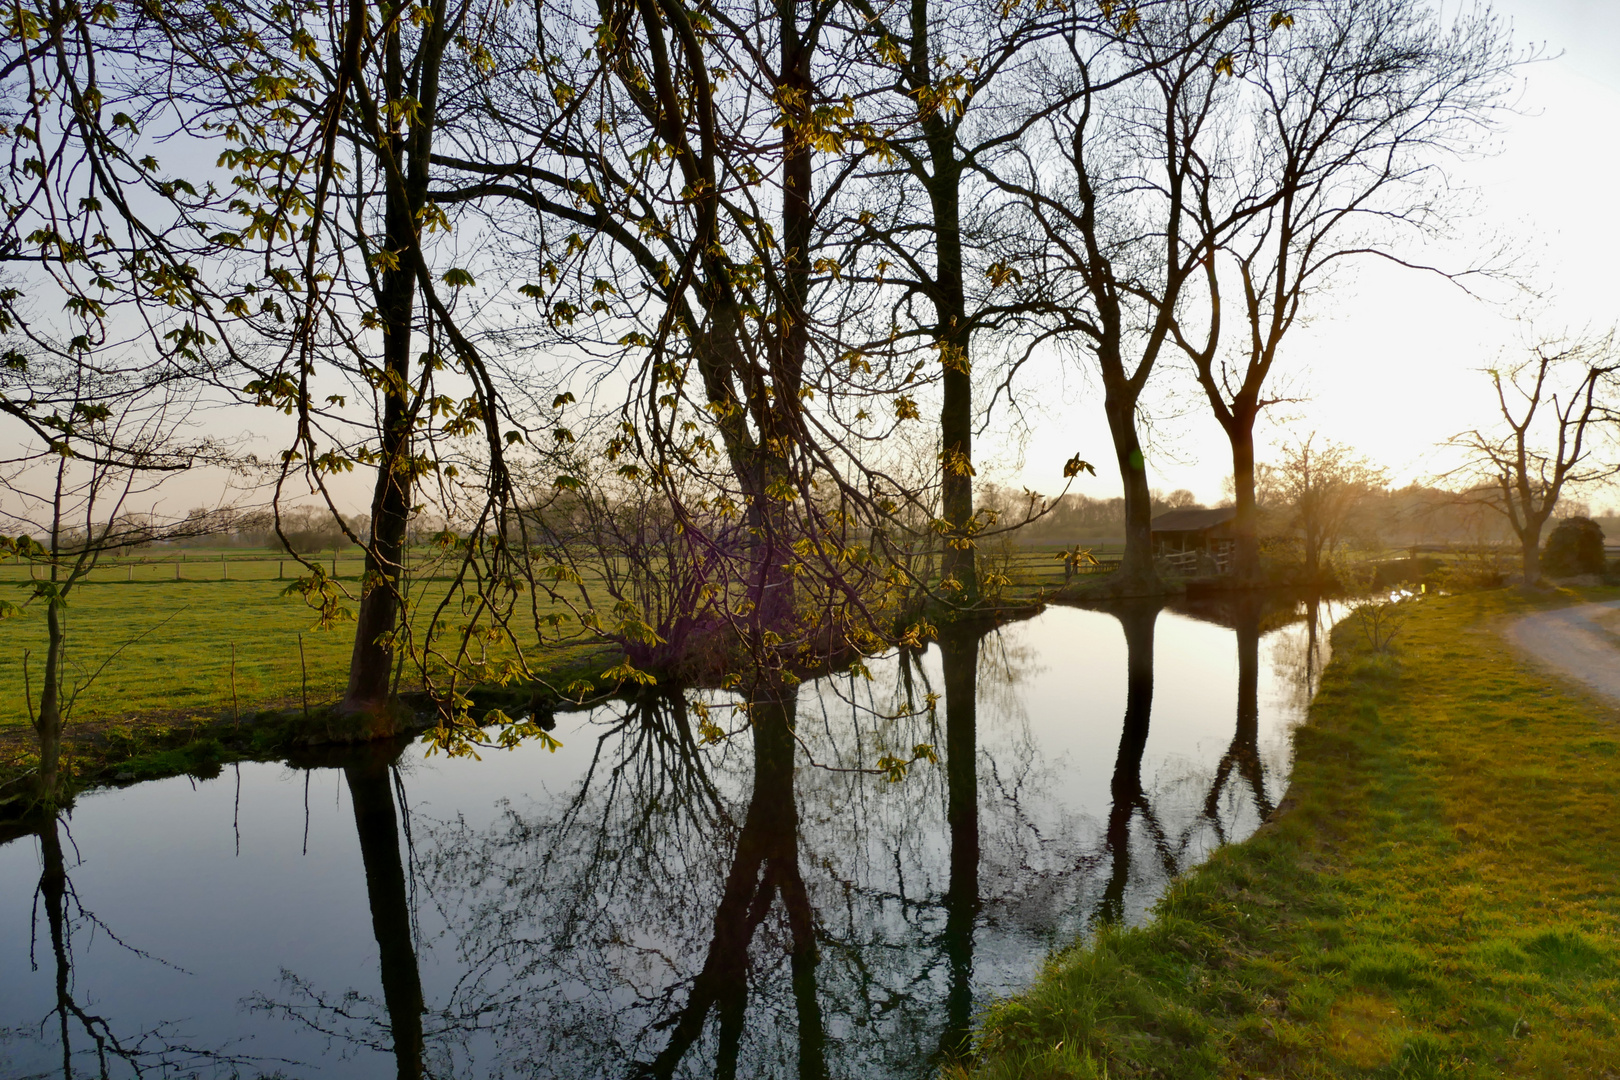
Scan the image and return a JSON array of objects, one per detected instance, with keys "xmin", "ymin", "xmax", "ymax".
[
  {"xmin": 0, "ymin": 540, "xmax": 1132, "ymax": 729},
  {"xmin": 0, "ymin": 545, "xmax": 372, "ymax": 586},
  {"xmin": 0, "ymin": 547, "xmax": 614, "ymax": 730},
  {"xmin": 958, "ymin": 586, "xmax": 1620, "ymax": 1079}
]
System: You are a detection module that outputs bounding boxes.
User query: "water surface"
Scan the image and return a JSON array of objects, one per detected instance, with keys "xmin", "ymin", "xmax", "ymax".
[{"xmin": 0, "ymin": 596, "xmax": 1335, "ymax": 1079}]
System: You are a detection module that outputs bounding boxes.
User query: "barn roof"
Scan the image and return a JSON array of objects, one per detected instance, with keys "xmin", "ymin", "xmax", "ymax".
[{"xmin": 1150, "ymin": 507, "xmax": 1236, "ymax": 533}]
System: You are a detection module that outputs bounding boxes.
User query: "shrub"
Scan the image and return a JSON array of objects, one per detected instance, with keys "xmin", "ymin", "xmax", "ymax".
[{"xmin": 1543, "ymin": 516, "xmax": 1605, "ymax": 577}]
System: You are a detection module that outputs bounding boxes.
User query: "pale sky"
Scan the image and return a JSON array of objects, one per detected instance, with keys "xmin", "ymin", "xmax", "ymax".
[
  {"xmin": 8, "ymin": 1, "xmax": 1611, "ymax": 526},
  {"xmin": 1003, "ymin": 0, "xmax": 1620, "ymax": 508}
]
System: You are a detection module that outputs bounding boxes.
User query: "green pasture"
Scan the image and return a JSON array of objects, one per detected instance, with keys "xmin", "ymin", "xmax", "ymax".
[
  {"xmin": 0, "ymin": 537, "xmax": 1205, "ymax": 731},
  {"xmin": 0, "ymin": 545, "xmax": 369, "ymax": 586},
  {"xmin": 0, "ymin": 548, "xmax": 615, "ymax": 728}
]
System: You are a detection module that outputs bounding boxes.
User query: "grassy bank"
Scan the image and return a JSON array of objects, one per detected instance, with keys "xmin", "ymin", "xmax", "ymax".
[
  {"xmin": 0, "ymin": 565, "xmax": 622, "ymax": 797},
  {"xmin": 960, "ymin": 587, "xmax": 1620, "ymax": 1079}
]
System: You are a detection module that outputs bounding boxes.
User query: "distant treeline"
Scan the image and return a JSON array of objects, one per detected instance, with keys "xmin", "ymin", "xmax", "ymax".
[
  {"xmin": 977, "ymin": 486, "xmax": 1206, "ymax": 543},
  {"xmin": 71, "ymin": 483, "xmax": 1611, "ymax": 559},
  {"xmin": 982, "ymin": 483, "xmax": 1611, "ymax": 549},
  {"xmin": 86, "ymin": 506, "xmax": 377, "ymax": 555}
]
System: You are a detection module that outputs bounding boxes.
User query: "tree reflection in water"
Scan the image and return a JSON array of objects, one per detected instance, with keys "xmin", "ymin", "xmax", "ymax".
[
  {"xmin": 935, "ymin": 621, "xmax": 985, "ymax": 1069},
  {"xmin": 251, "ymin": 740, "xmax": 444, "ymax": 1077},
  {"xmin": 1202, "ymin": 594, "xmax": 1276, "ymax": 842},
  {"xmin": 240, "ymin": 598, "xmax": 1335, "ymax": 1078},
  {"xmin": 635, "ymin": 690, "xmax": 824, "ymax": 1079},
  {"xmin": 1097, "ymin": 600, "xmax": 1177, "ymax": 926},
  {"xmin": 23, "ymin": 814, "xmax": 257, "ymax": 1078},
  {"xmin": 347, "ymin": 744, "xmax": 427, "ymax": 1080}
]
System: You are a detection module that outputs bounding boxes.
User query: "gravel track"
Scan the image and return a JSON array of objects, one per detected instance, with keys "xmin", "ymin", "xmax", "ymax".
[{"xmin": 1503, "ymin": 599, "xmax": 1620, "ymax": 705}]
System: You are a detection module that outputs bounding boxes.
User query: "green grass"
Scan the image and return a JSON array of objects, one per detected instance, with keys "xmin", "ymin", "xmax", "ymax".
[
  {"xmin": 0, "ymin": 549, "xmax": 616, "ymax": 730},
  {"xmin": 958, "ymin": 587, "xmax": 1620, "ymax": 1079},
  {"xmin": 0, "ymin": 579, "xmax": 363, "ymax": 728},
  {"xmin": 0, "ymin": 544, "xmax": 375, "ymax": 586}
]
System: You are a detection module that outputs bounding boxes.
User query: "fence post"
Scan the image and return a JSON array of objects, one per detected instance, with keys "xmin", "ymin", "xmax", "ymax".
[{"xmin": 221, "ymin": 551, "xmax": 228, "ymax": 580}]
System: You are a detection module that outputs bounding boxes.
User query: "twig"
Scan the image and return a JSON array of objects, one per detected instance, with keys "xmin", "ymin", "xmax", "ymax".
[
  {"xmin": 22, "ymin": 649, "xmax": 35, "ymax": 727},
  {"xmin": 298, "ymin": 634, "xmax": 310, "ymax": 721},
  {"xmin": 230, "ymin": 642, "xmax": 239, "ymax": 727}
]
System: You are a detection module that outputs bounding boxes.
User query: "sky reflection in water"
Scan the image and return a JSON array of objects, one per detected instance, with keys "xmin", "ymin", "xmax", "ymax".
[{"xmin": 0, "ymin": 597, "xmax": 1336, "ymax": 1079}]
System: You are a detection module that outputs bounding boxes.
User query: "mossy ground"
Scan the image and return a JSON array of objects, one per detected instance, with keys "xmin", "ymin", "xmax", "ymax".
[{"xmin": 958, "ymin": 586, "xmax": 1620, "ymax": 1079}]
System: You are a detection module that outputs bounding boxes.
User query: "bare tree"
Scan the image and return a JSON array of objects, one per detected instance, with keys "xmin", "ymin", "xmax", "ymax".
[
  {"xmin": 1445, "ymin": 334, "xmax": 1619, "ymax": 586},
  {"xmin": 1273, "ymin": 433, "xmax": 1387, "ymax": 580},
  {"xmin": 1164, "ymin": 0, "xmax": 1516, "ymax": 582},
  {"xmin": 996, "ymin": 2, "xmax": 1269, "ymax": 594},
  {"xmin": 1, "ymin": 355, "xmax": 228, "ymax": 806},
  {"xmin": 823, "ymin": 0, "xmax": 1085, "ymax": 604}
]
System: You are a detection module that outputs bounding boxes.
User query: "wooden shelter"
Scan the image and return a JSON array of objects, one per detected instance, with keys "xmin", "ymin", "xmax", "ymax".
[{"xmin": 1150, "ymin": 507, "xmax": 1237, "ymax": 575}]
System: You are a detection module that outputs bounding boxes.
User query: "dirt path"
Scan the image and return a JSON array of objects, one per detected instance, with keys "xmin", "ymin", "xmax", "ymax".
[{"xmin": 1504, "ymin": 598, "xmax": 1620, "ymax": 705}]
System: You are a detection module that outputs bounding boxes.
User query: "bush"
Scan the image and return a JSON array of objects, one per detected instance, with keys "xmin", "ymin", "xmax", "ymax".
[{"xmin": 1543, "ymin": 516, "xmax": 1605, "ymax": 577}]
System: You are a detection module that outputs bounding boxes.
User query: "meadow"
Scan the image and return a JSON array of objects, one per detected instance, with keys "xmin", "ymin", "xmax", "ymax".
[
  {"xmin": 0, "ymin": 546, "xmax": 615, "ymax": 731},
  {"xmin": 0, "ymin": 542, "xmax": 1125, "ymax": 733}
]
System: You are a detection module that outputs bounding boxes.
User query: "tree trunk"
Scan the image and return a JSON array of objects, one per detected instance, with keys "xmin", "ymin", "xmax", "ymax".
[
  {"xmin": 342, "ymin": 379, "xmax": 410, "ymax": 719},
  {"xmin": 1520, "ymin": 521, "xmax": 1544, "ymax": 587},
  {"xmin": 939, "ymin": 341, "xmax": 976, "ymax": 601},
  {"xmin": 907, "ymin": 0, "xmax": 977, "ymax": 604},
  {"xmin": 747, "ymin": 463, "xmax": 799, "ymax": 638},
  {"xmin": 936, "ymin": 623, "xmax": 981, "ymax": 1066},
  {"xmin": 1229, "ymin": 422, "xmax": 1261, "ymax": 583},
  {"xmin": 929, "ymin": 152, "xmax": 976, "ymax": 603},
  {"xmin": 1303, "ymin": 520, "xmax": 1321, "ymax": 581},
  {"xmin": 1104, "ymin": 387, "xmax": 1158, "ymax": 594},
  {"xmin": 345, "ymin": 749, "xmax": 425, "ymax": 1080},
  {"xmin": 340, "ymin": 225, "xmax": 415, "ymax": 714},
  {"xmin": 341, "ymin": 12, "xmax": 447, "ymax": 720},
  {"xmin": 34, "ymin": 599, "xmax": 65, "ymax": 805},
  {"xmin": 1100, "ymin": 600, "xmax": 1158, "ymax": 923},
  {"xmin": 340, "ymin": 157, "xmax": 416, "ymax": 716}
]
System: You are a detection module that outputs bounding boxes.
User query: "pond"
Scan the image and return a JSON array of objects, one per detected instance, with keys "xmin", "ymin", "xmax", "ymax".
[{"xmin": 0, "ymin": 595, "xmax": 1337, "ymax": 1079}]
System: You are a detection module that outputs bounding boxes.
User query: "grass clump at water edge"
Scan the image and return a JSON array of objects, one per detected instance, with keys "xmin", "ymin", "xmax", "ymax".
[{"xmin": 956, "ymin": 587, "xmax": 1620, "ymax": 1079}]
